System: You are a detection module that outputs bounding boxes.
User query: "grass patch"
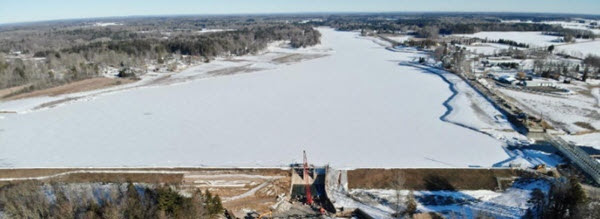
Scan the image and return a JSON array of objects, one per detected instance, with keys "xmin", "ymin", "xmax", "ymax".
[
  {"xmin": 574, "ymin": 122, "xmax": 596, "ymax": 131},
  {"xmin": 348, "ymin": 168, "xmax": 523, "ymax": 190}
]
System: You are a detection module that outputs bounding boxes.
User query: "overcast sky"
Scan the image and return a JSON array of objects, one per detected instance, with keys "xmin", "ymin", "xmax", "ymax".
[{"xmin": 1, "ymin": 0, "xmax": 600, "ymax": 24}]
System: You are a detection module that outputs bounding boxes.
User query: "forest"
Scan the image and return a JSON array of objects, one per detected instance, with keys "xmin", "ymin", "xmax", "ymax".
[
  {"xmin": 0, "ymin": 181, "xmax": 224, "ymax": 218},
  {"xmin": 317, "ymin": 13, "xmax": 598, "ymax": 39},
  {"xmin": 0, "ymin": 17, "xmax": 320, "ymax": 92},
  {"xmin": 2, "ymin": 12, "xmax": 599, "ymax": 94}
]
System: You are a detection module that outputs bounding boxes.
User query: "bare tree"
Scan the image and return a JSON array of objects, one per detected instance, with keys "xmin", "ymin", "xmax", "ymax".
[{"xmin": 391, "ymin": 171, "xmax": 406, "ymax": 218}]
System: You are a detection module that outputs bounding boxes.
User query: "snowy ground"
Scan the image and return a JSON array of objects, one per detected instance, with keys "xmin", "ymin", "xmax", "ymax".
[
  {"xmin": 384, "ymin": 35, "xmax": 413, "ymax": 44},
  {"xmin": 555, "ymin": 40, "xmax": 600, "ymax": 58},
  {"xmin": 331, "ymin": 177, "xmax": 549, "ymax": 219},
  {"xmin": 539, "ymin": 20, "xmax": 600, "ymax": 34},
  {"xmin": 0, "ymin": 28, "xmax": 518, "ymax": 168},
  {"xmin": 458, "ymin": 43, "xmax": 516, "ymax": 56},
  {"xmin": 563, "ymin": 132, "xmax": 600, "ymax": 149},
  {"xmin": 453, "ymin": 31, "xmax": 600, "ymax": 58},
  {"xmin": 453, "ymin": 32, "xmax": 564, "ymax": 48},
  {"xmin": 92, "ymin": 22, "xmax": 122, "ymax": 27},
  {"xmin": 497, "ymin": 83, "xmax": 600, "ymax": 135},
  {"xmin": 495, "ymin": 148, "xmax": 563, "ymax": 168},
  {"xmin": 196, "ymin": 29, "xmax": 235, "ymax": 34}
]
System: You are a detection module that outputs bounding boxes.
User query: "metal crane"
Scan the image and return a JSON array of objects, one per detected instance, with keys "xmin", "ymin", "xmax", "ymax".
[{"xmin": 303, "ymin": 150, "xmax": 313, "ymax": 205}]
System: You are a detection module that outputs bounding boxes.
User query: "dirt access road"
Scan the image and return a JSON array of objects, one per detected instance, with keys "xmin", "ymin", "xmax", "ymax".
[{"xmin": 0, "ymin": 167, "xmax": 291, "ymax": 214}]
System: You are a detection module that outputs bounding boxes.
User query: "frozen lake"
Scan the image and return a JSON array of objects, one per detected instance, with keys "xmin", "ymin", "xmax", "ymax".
[{"xmin": 0, "ymin": 28, "xmax": 510, "ymax": 168}]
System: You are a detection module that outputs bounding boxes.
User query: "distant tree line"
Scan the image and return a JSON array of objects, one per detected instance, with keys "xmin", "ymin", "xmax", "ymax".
[
  {"xmin": 495, "ymin": 39, "xmax": 529, "ymax": 48},
  {"xmin": 0, "ymin": 22, "xmax": 320, "ymax": 91},
  {"xmin": 163, "ymin": 25, "xmax": 320, "ymax": 56},
  {"xmin": 403, "ymin": 39, "xmax": 438, "ymax": 48},
  {"xmin": 543, "ymin": 29, "xmax": 597, "ymax": 40},
  {"xmin": 320, "ymin": 15, "xmax": 597, "ymax": 40}
]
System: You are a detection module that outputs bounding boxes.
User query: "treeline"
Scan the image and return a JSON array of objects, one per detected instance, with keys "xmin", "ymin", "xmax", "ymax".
[
  {"xmin": 321, "ymin": 15, "xmax": 597, "ymax": 40},
  {"xmin": 438, "ymin": 22, "xmax": 558, "ymax": 34},
  {"xmin": 0, "ymin": 23, "xmax": 320, "ymax": 91},
  {"xmin": 543, "ymin": 29, "xmax": 597, "ymax": 40},
  {"xmin": 164, "ymin": 25, "xmax": 320, "ymax": 56},
  {"xmin": 0, "ymin": 52, "xmax": 103, "ymax": 90},
  {"xmin": 404, "ymin": 39, "xmax": 438, "ymax": 48},
  {"xmin": 0, "ymin": 181, "xmax": 224, "ymax": 219},
  {"xmin": 61, "ymin": 25, "xmax": 320, "ymax": 58},
  {"xmin": 584, "ymin": 55, "xmax": 600, "ymax": 69},
  {"xmin": 495, "ymin": 39, "xmax": 529, "ymax": 48}
]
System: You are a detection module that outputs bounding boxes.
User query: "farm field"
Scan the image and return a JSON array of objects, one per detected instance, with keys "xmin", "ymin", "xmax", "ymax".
[{"xmin": 454, "ymin": 31, "xmax": 600, "ymax": 58}]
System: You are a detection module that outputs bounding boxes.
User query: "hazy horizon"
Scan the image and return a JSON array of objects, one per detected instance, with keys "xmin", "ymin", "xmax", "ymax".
[{"xmin": 1, "ymin": 0, "xmax": 600, "ymax": 25}]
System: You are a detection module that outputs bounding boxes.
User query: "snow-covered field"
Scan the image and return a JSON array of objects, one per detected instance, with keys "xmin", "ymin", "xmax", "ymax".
[
  {"xmin": 540, "ymin": 20, "xmax": 600, "ymax": 34},
  {"xmin": 458, "ymin": 43, "xmax": 515, "ymax": 55},
  {"xmin": 556, "ymin": 40, "xmax": 600, "ymax": 58},
  {"xmin": 0, "ymin": 28, "xmax": 514, "ymax": 168},
  {"xmin": 454, "ymin": 31, "xmax": 600, "ymax": 58},
  {"xmin": 196, "ymin": 29, "xmax": 235, "ymax": 34},
  {"xmin": 385, "ymin": 35, "xmax": 413, "ymax": 43},
  {"xmin": 497, "ymin": 83, "xmax": 600, "ymax": 136},
  {"xmin": 454, "ymin": 32, "xmax": 563, "ymax": 47},
  {"xmin": 92, "ymin": 22, "xmax": 121, "ymax": 27},
  {"xmin": 563, "ymin": 132, "xmax": 600, "ymax": 149}
]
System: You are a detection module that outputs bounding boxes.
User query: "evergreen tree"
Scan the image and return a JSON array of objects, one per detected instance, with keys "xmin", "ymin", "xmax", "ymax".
[
  {"xmin": 123, "ymin": 182, "xmax": 144, "ymax": 219},
  {"xmin": 543, "ymin": 177, "xmax": 588, "ymax": 219},
  {"xmin": 210, "ymin": 195, "xmax": 224, "ymax": 216},
  {"xmin": 526, "ymin": 188, "xmax": 546, "ymax": 218}
]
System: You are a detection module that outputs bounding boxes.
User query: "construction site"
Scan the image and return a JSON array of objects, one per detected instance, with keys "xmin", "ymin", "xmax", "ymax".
[{"xmin": 0, "ymin": 149, "xmax": 562, "ymax": 219}]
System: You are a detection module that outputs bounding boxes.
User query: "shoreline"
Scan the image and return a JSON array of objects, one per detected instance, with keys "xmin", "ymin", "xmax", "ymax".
[{"xmin": 0, "ymin": 43, "xmax": 330, "ymax": 114}]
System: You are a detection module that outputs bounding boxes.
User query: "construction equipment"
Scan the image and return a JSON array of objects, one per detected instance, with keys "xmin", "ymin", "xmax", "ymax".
[
  {"xmin": 303, "ymin": 150, "xmax": 313, "ymax": 205},
  {"xmin": 258, "ymin": 211, "xmax": 272, "ymax": 218}
]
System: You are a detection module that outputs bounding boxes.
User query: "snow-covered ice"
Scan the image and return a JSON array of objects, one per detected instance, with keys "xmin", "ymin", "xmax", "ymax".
[{"xmin": 0, "ymin": 28, "xmax": 512, "ymax": 168}]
